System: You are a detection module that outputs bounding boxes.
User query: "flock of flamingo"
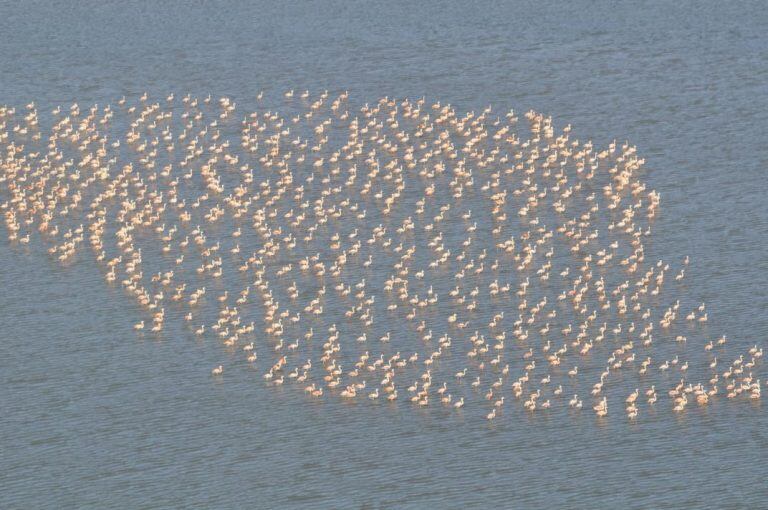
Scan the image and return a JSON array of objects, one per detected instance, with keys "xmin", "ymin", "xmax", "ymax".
[{"xmin": 0, "ymin": 90, "xmax": 762, "ymax": 422}]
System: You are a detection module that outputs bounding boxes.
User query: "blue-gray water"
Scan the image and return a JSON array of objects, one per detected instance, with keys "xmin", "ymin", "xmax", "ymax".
[{"xmin": 1, "ymin": 1, "xmax": 767, "ymax": 508}]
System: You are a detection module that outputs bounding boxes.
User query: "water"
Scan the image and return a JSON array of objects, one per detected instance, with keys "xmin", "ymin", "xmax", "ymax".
[{"xmin": 1, "ymin": 1, "xmax": 767, "ymax": 508}]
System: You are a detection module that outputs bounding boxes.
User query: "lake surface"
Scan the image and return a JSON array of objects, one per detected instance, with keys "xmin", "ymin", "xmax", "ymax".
[{"xmin": 1, "ymin": 1, "xmax": 767, "ymax": 508}]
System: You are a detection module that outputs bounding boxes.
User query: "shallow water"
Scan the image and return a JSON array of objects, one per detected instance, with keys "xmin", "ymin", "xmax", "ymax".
[{"xmin": 1, "ymin": 1, "xmax": 768, "ymax": 508}]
